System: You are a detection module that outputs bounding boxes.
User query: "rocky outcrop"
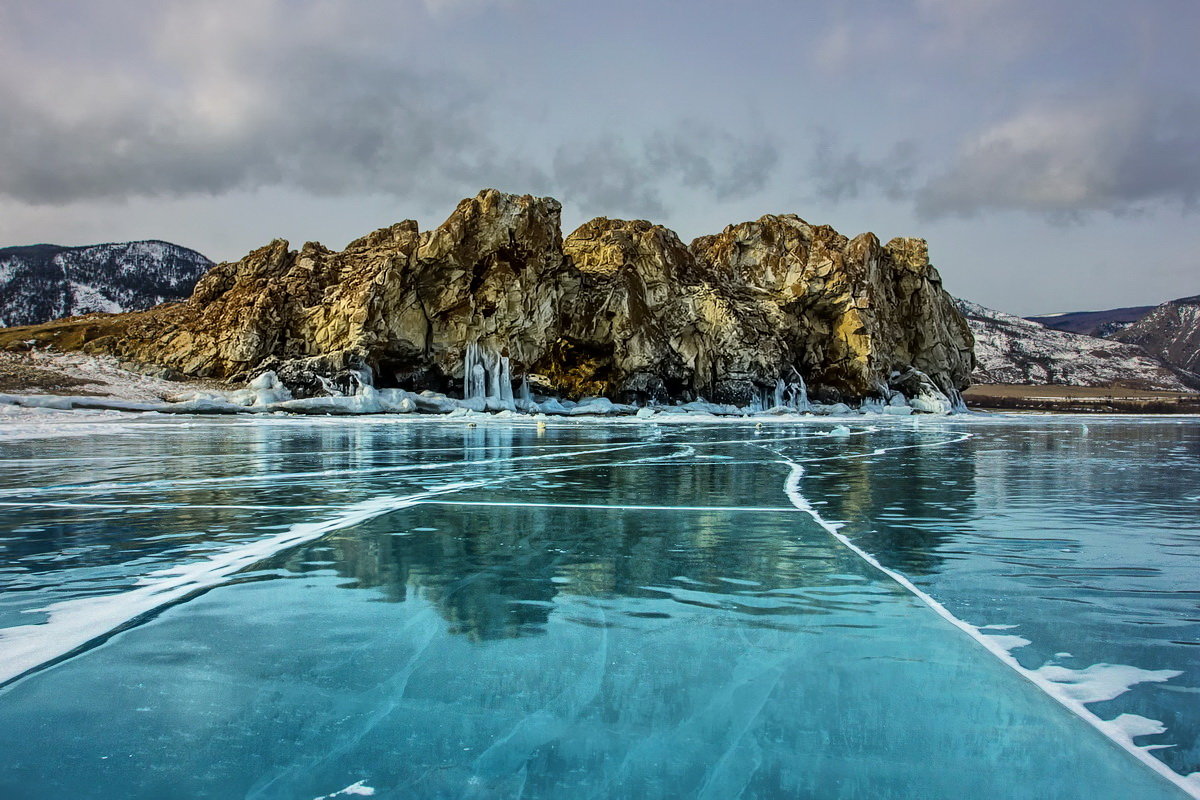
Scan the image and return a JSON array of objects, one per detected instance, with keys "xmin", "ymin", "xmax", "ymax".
[
  {"xmin": 690, "ymin": 217, "xmax": 973, "ymax": 403},
  {"xmin": 0, "ymin": 190, "xmax": 975, "ymax": 406}
]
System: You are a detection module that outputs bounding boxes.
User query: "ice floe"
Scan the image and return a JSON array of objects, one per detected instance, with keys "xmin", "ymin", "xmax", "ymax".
[{"xmin": 1108, "ymin": 713, "xmax": 1168, "ymax": 741}]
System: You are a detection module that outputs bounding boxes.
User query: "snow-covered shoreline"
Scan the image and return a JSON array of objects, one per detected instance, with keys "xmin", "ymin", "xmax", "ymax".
[
  {"xmin": 0, "ymin": 377, "xmax": 953, "ymax": 421},
  {"xmin": 1, "ymin": 335, "xmax": 970, "ymax": 424},
  {"xmin": 0, "ymin": 341, "xmax": 966, "ymax": 423}
]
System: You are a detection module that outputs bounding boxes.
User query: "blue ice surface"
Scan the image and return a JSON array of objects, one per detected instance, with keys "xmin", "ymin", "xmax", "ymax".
[{"xmin": 0, "ymin": 413, "xmax": 1196, "ymax": 799}]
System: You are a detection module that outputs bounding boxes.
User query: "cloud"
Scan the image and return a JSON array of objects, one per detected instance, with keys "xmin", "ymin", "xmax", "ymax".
[
  {"xmin": 0, "ymin": 1, "xmax": 518, "ymax": 207},
  {"xmin": 0, "ymin": 0, "xmax": 778, "ymax": 215},
  {"xmin": 550, "ymin": 127, "xmax": 779, "ymax": 220},
  {"xmin": 551, "ymin": 138, "xmax": 667, "ymax": 218},
  {"xmin": 808, "ymin": 134, "xmax": 918, "ymax": 203},
  {"xmin": 646, "ymin": 127, "xmax": 779, "ymax": 200},
  {"xmin": 418, "ymin": 0, "xmax": 513, "ymax": 16},
  {"xmin": 810, "ymin": 0, "xmax": 1055, "ymax": 76},
  {"xmin": 912, "ymin": 0, "xmax": 1044, "ymax": 59},
  {"xmin": 915, "ymin": 96, "xmax": 1200, "ymax": 219}
]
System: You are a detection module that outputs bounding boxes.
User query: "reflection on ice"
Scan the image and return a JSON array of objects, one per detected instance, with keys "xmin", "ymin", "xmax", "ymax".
[{"xmin": 0, "ymin": 481, "xmax": 483, "ymax": 685}]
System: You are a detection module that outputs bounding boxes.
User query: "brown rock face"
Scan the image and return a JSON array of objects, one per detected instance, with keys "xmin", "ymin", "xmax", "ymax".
[
  {"xmin": 689, "ymin": 216, "xmax": 974, "ymax": 403},
  {"xmin": 0, "ymin": 189, "xmax": 974, "ymax": 405}
]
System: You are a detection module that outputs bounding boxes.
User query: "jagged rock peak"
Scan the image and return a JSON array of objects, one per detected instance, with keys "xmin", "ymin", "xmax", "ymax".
[{"xmin": 0, "ymin": 189, "xmax": 974, "ymax": 407}]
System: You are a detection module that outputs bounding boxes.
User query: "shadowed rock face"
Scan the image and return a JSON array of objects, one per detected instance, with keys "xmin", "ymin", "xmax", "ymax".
[{"xmin": 0, "ymin": 190, "xmax": 974, "ymax": 404}]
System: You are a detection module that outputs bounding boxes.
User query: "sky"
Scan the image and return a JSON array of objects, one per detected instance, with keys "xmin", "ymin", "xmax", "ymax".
[{"xmin": 1, "ymin": 0, "xmax": 1198, "ymax": 314}]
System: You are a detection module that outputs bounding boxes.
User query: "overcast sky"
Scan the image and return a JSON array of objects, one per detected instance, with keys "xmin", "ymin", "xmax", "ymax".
[{"xmin": 1, "ymin": 0, "xmax": 1197, "ymax": 314}]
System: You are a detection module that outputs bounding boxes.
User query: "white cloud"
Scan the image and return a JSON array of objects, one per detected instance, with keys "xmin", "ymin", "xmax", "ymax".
[{"xmin": 916, "ymin": 96, "xmax": 1200, "ymax": 218}]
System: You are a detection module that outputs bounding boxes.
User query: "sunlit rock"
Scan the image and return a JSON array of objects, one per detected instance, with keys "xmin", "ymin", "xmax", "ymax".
[{"xmin": 0, "ymin": 189, "xmax": 975, "ymax": 407}]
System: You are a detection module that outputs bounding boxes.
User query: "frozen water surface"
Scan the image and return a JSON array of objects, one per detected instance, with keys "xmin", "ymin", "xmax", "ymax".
[{"xmin": 0, "ymin": 414, "xmax": 1196, "ymax": 799}]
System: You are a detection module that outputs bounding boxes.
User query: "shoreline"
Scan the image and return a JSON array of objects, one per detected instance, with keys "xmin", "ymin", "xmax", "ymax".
[
  {"xmin": 4, "ymin": 349, "xmax": 1199, "ymax": 420},
  {"xmin": 965, "ymin": 384, "xmax": 1200, "ymax": 414}
]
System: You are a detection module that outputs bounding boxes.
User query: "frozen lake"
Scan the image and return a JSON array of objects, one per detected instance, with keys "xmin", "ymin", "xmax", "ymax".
[{"xmin": 0, "ymin": 414, "xmax": 1196, "ymax": 799}]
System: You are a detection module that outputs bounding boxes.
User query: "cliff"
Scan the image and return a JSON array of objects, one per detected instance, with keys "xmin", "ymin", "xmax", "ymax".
[{"xmin": 0, "ymin": 190, "xmax": 974, "ymax": 408}]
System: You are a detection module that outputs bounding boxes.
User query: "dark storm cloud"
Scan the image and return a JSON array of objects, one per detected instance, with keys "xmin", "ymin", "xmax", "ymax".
[
  {"xmin": 4, "ymin": 0, "xmax": 1199, "ymax": 315},
  {"xmin": 916, "ymin": 95, "xmax": 1200, "ymax": 220},
  {"xmin": 644, "ymin": 128, "xmax": 779, "ymax": 201}
]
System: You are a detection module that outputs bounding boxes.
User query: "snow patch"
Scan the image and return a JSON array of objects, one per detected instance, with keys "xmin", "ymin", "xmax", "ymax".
[
  {"xmin": 956, "ymin": 298, "xmax": 1193, "ymax": 391},
  {"xmin": 67, "ymin": 281, "xmax": 124, "ymax": 315},
  {"xmin": 314, "ymin": 780, "xmax": 376, "ymax": 799},
  {"xmin": 1031, "ymin": 663, "xmax": 1182, "ymax": 704}
]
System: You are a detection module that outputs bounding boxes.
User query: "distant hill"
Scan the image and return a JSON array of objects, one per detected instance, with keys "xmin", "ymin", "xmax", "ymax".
[
  {"xmin": 1026, "ymin": 305, "xmax": 1156, "ymax": 338},
  {"xmin": 1113, "ymin": 295, "xmax": 1200, "ymax": 376},
  {"xmin": 955, "ymin": 299, "xmax": 1198, "ymax": 391},
  {"xmin": 0, "ymin": 241, "xmax": 213, "ymax": 327}
]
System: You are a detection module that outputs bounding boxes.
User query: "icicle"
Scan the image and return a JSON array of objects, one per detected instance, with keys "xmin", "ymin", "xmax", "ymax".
[
  {"xmin": 470, "ymin": 363, "xmax": 486, "ymax": 400},
  {"xmin": 519, "ymin": 375, "xmax": 532, "ymax": 404},
  {"xmin": 947, "ymin": 385, "xmax": 968, "ymax": 414},
  {"xmin": 499, "ymin": 356, "xmax": 514, "ymax": 403},
  {"xmin": 464, "ymin": 342, "xmax": 479, "ymax": 400},
  {"xmin": 773, "ymin": 378, "xmax": 786, "ymax": 409},
  {"xmin": 791, "ymin": 371, "xmax": 810, "ymax": 412},
  {"xmin": 316, "ymin": 374, "xmax": 341, "ymax": 397},
  {"xmin": 463, "ymin": 340, "xmax": 521, "ymax": 410},
  {"xmin": 486, "ymin": 351, "xmax": 501, "ymax": 400},
  {"xmin": 353, "ymin": 366, "xmax": 374, "ymax": 394}
]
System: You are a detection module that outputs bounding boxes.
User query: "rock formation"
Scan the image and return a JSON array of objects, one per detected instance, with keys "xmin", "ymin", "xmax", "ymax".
[{"xmin": 0, "ymin": 190, "xmax": 974, "ymax": 407}]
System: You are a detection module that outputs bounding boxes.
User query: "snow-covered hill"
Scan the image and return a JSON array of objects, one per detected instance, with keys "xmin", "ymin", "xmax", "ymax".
[
  {"xmin": 0, "ymin": 241, "xmax": 213, "ymax": 327},
  {"xmin": 1112, "ymin": 295, "xmax": 1200, "ymax": 376},
  {"xmin": 954, "ymin": 299, "xmax": 1198, "ymax": 391}
]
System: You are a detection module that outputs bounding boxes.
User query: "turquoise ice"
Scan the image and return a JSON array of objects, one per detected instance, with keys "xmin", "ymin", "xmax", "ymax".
[{"xmin": 0, "ymin": 415, "xmax": 1196, "ymax": 798}]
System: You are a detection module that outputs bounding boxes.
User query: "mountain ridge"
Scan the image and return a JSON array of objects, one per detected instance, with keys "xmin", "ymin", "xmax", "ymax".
[
  {"xmin": 956, "ymin": 298, "xmax": 1199, "ymax": 391},
  {"xmin": 1113, "ymin": 295, "xmax": 1200, "ymax": 376},
  {"xmin": 0, "ymin": 240, "xmax": 213, "ymax": 327},
  {"xmin": 1026, "ymin": 305, "xmax": 1157, "ymax": 338}
]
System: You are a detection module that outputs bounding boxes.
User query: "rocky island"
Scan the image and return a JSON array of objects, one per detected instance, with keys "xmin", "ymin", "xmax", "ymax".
[{"xmin": 0, "ymin": 190, "xmax": 974, "ymax": 415}]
